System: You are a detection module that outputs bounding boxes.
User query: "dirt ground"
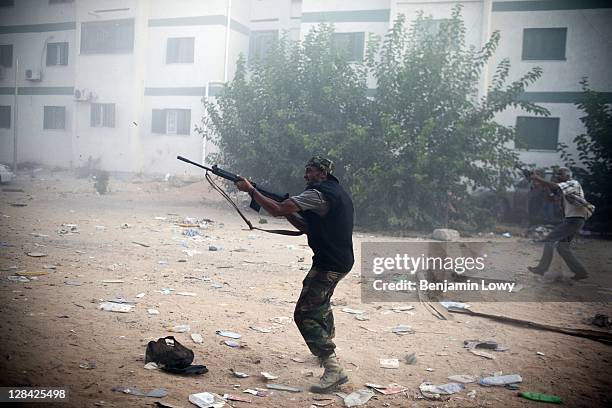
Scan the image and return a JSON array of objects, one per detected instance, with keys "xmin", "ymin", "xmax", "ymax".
[{"xmin": 1, "ymin": 169, "xmax": 611, "ymax": 408}]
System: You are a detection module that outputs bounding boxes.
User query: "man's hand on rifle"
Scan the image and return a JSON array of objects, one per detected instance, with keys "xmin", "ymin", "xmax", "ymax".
[{"xmin": 234, "ymin": 176, "xmax": 255, "ymax": 195}]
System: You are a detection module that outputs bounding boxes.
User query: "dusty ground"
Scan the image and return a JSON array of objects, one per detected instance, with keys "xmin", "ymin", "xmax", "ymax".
[{"xmin": 0, "ymin": 169, "xmax": 611, "ymax": 408}]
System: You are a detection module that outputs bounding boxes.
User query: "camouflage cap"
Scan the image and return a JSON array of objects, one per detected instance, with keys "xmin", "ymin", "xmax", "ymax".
[{"xmin": 306, "ymin": 156, "xmax": 335, "ymax": 174}]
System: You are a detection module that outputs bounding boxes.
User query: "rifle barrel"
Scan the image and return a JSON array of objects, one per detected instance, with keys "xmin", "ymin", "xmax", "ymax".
[{"xmin": 177, "ymin": 155, "xmax": 212, "ymax": 172}]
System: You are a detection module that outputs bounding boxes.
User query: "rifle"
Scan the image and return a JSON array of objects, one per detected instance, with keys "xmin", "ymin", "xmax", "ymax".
[
  {"xmin": 515, "ymin": 165, "xmax": 533, "ymax": 179},
  {"xmin": 177, "ymin": 155, "xmax": 288, "ymax": 212}
]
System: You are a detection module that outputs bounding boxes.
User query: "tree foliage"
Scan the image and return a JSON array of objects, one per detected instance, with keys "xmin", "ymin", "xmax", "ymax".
[
  {"xmin": 559, "ymin": 78, "xmax": 612, "ymax": 232},
  {"xmin": 200, "ymin": 5, "xmax": 546, "ymax": 231}
]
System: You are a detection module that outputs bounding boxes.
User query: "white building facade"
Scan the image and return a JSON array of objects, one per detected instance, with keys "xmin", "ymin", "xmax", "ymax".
[{"xmin": 1, "ymin": 0, "xmax": 610, "ymax": 174}]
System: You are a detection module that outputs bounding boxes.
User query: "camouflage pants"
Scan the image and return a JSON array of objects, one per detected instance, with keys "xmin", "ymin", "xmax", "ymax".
[{"xmin": 294, "ymin": 267, "xmax": 348, "ymax": 358}]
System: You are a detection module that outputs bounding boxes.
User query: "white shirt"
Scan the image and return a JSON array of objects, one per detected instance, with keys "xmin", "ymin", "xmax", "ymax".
[{"xmin": 558, "ymin": 179, "xmax": 588, "ymax": 218}]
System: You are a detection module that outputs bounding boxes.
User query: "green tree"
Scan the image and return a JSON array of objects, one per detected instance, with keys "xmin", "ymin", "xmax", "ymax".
[
  {"xmin": 200, "ymin": 5, "xmax": 547, "ymax": 231},
  {"xmin": 559, "ymin": 78, "xmax": 612, "ymax": 231}
]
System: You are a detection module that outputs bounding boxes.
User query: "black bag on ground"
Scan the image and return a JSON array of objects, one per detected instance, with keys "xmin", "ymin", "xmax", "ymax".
[{"xmin": 145, "ymin": 336, "xmax": 194, "ymax": 369}]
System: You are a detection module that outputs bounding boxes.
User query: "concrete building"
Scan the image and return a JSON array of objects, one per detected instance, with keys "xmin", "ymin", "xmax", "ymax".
[{"xmin": 1, "ymin": 0, "xmax": 610, "ymax": 175}]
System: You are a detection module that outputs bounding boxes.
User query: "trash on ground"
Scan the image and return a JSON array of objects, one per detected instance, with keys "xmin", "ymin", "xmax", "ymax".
[
  {"xmin": 144, "ymin": 362, "xmax": 159, "ymax": 370},
  {"xmin": 391, "ymin": 305, "xmax": 414, "ymax": 313},
  {"xmin": 189, "ymin": 392, "xmax": 226, "ymax": 408},
  {"xmin": 354, "ymin": 315, "xmax": 370, "ymax": 321},
  {"xmin": 64, "ymin": 280, "xmax": 82, "ymax": 286},
  {"xmin": 342, "ymin": 307, "xmax": 365, "ymax": 315},
  {"xmin": 405, "ymin": 352, "xmax": 417, "ymax": 365},
  {"xmin": 243, "ymin": 389, "xmax": 268, "ymax": 397},
  {"xmin": 224, "ymin": 340, "xmax": 242, "ymax": 348},
  {"xmin": 216, "ymin": 330, "xmax": 241, "ymax": 339},
  {"xmin": 265, "ymin": 383, "xmax": 302, "ymax": 393},
  {"xmin": 365, "ymin": 383, "xmax": 407, "ymax": 395},
  {"xmin": 261, "ymin": 371, "xmax": 279, "ymax": 380},
  {"xmin": 145, "ymin": 336, "xmax": 205, "ymax": 375},
  {"xmin": 99, "ymin": 302, "xmax": 134, "ymax": 313},
  {"xmin": 379, "ymin": 358, "xmax": 400, "ymax": 369},
  {"xmin": 391, "ymin": 325, "xmax": 414, "ymax": 335},
  {"xmin": 270, "ymin": 316, "xmax": 292, "ymax": 325},
  {"xmin": 479, "ymin": 374, "xmax": 522, "ymax": 386},
  {"xmin": 518, "ymin": 391, "xmax": 563, "ymax": 404},
  {"xmin": 249, "ymin": 326, "xmax": 272, "ymax": 333},
  {"xmin": 169, "ymin": 325, "xmax": 190, "ymax": 333},
  {"xmin": 79, "ymin": 362, "xmax": 97, "ymax": 369},
  {"xmin": 344, "ymin": 389, "xmax": 375, "ymax": 407},
  {"xmin": 447, "ymin": 374, "xmax": 477, "ymax": 384},
  {"xmin": 26, "ymin": 252, "xmax": 47, "ymax": 257},
  {"xmin": 536, "ymin": 351, "xmax": 545, "ymax": 356},
  {"xmin": 112, "ymin": 387, "xmax": 168, "ymax": 398},
  {"xmin": 291, "ymin": 357, "xmax": 305, "ymax": 363},
  {"xmin": 148, "ymin": 309, "xmax": 160, "ymax": 315},
  {"xmin": 419, "ymin": 382, "xmax": 457, "ymax": 400},
  {"xmin": 8, "ymin": 276, "xmax": 30, "ymax": 283},
  {"xmin": 183, "ymin": 228, "xmax": 200, "ymax": 237},
  {"xmin": 176, "ymin": 292, "xmax": 197, "ymax": 297},
  {"xmin": 439, "ymin": 301, "xmax": 470, "ymax": 310},
  {"xmin": 136, "ymin": 292, "xmax": 146, "ymax": 298},
  {"xmin": 464, "ymin": 340, "xmax": 507, "ymax": 351},
  {"xmin": 230, "ymin": 369, "xmax": 249, "ymax": 378},
  {"xmin": 16, "ymin": 271, "xmax": 48, "ymax": 277},
  {"xmin": 222, "ymin": 394, "xmax": 252, "ymax": 403},
  {"xmin": 191, "ymin": 333, "xmax": 204, "ymax": 344},
  {"xmin": 101, "ymin": 279, "xmax": 125, "ymax": 284}
]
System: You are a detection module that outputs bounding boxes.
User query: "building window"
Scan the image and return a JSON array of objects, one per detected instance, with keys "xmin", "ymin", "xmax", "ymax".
[
  {"xmin": 249, "ymin": 30, "xmax": 278, "ymax": 61},
  {"xmin": 81, "ymin": 19, "xmax": 134, "ymax": 54},
  {"xmin": 0, "ymin": 44, "xmax": 13, "ymax": 67},
  {"xmin": 43, "ymin": 106, "xmax": 66, "ymax": 130},
  {"xmin": 152, "ymin": 109, "xmax": 191, "ymax": 135},
  {"xmin": 522, "ymin": 28, "xmax": 567, "ymax": 60},
  {"xmin": 332, "ymin": 32, "xmax": 365, "ymax": 62},
  {"xmin": 515, "ymin": 117, "xmax": 560, "ymax": 151},
  {"xmin": 166, "ymin": 37, "xmax": 194, "ymax": 63},
  {"xmin": 49, "ymin": 0, "xmax": 74, "ymax": 4},
  {"xmin": 46, "ymin": 42, "xmax": 69, "ymax": 66},
  {"xmin": 91, "ymin": 103, "xmax": 115, "ymax": 128},
  {"xmin": 0, "ymin": 105, "xmax": 10, "ymax": 128},
  {"xmin": 0, "ymin": 0, "xmax": 15, "ymax": 7}
]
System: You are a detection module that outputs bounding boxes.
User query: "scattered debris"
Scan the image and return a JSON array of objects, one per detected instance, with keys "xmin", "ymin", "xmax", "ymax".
[
  {"xmin": 243, "ymin": 389, "xmax": 268, "ymax": 397},
  {"xmin": 249, "ymin": 326, "xmax": 272, "ymax": 333},
  {"xmin": 342, "ymin": 307, "xmax": 365, "ymax": 315},
  {"xmin": 222, "ymin": 394, "xmax": 252, "ymax": 403},
  {"xmin": 270, "ymin": 316, "xmax": 292, "ymax": 325},
  {"xmin": 148, "ymin": 309, "xmax": 160, "ymax": 315},
  {"xmin": 261, "ymin": 371, "xmax": 279, "ymax": 380},
  {"xmin": 518, "ymin": 391, "xmax": 563, "ymax": 404},
  {"xmin": 405, "ymin": 352, "xmax": 417, "ymax": 365},
  {"xmin": 26, "ymin": 252, "xmax": 47, "ymax": 258},
  {"xmin": 189, "ymin": 392, "xmax": 226, "ymax": 408},
  {"xmin": 169, "ymin": 325, "xmax": 190, "ymax": 333},
  {"xmin": 439, "ymin": 301, "xmax": 470, "ymax": 310},
  {"xmin": 224, "ymin": 340, "xmax": 242, "ymax": 348},
  {"xmin": 365, "ymin": 383, "xmax": 407, "ymax": 395},
  {"xmin": 216, "ymin": 331, "xmax": 241, "ymax": 339},
  {"xmin": 112, "ymin": 387, "xmax": 168, "ymax": 398},
  {"xmin": 144, "ymin": 362, "xmax": 159, "ymax": 370},
  {"xmin": 344, "ymin": 389, "xmax": 375, "ymax": 407},
  {"xmin": 79, "ymin": 362, "xmax": 97, "ymax": 369},
  {"xmin": 391, "ymin": 325, "xmax": 414, "ymax": 335},
  {"xmin": 136, "ymin": 292, "xmax": 146, "ymax": 298},
  {"xmin": 265, "ymin": 383, "xmax": 302, "ymax": 393},
  {"xmin": 101, "ymin": 279, "xmax": 124, "ymax": 284},
  {"xmin": 99, "ymin": 302, "xmax": 134, "ymax": 313},
  {"xmin": 132, "ymin": 241, "xmax": 150, "ymax": 247},
  {"xmin": 479, "ymin": 374, "xmax": 522, "ymax": 386},
  {"xmin": 191, "ymin": 333, "xmax": 204, "ymax": 344},
  {"xmin": 230, "ymin": 369, "xmax": 249, "ymax": 378},
  {"xmin": 419, "ymin": 382, "xmax": 464, "ymax": 400},
  {"xmin": 379, "ymin": 358, "xmax": 400, "ymax": 369},
  {"xmin": 447, "ymin": 374, "xmax": 477, "ymax": 384},
  {"xmin": 176, "ymin": 292, "xmax": 197, "ymax": 297}
]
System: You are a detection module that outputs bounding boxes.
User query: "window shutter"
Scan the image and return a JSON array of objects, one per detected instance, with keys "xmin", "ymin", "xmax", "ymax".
[
  {"xmin": 0, "ymin": 44, "xmax": 13, "ymax": 68},
  {"xmin": 60, "ymin": 42, "xmax": 68, "ymax": 65},
  {"xmin": 152, "ymin": 109, "xmax": 166, "ymax": 133},
  {"xmin": 177, "ymin": 109, "xmax": 191, "ymax": 135},
  {"xmin": 167, "ymin": 38, "xmax": 178, "ymax": 63},
  {"xmin": 103, "ymin": 104, "xmax": 115, "ymax": 127},
  {"xmin": 0, "ymin": 106, "xmax": 10, "ymax": 128}
]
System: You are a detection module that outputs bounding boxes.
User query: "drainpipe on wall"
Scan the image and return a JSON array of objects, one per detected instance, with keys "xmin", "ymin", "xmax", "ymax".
[
  {"xmin": 12, "ymin": 58, "xmax": 18, "ymax": 173},
  {"xmin": 223, "ymin": 0, "xmax": 232, "ymax": 83},
  {"xmin": 479, "ymin": 0, "xmax": 493, "ymax": 99}
]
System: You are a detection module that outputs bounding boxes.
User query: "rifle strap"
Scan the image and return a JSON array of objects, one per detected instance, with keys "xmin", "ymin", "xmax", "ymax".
[{"xmin": 205, "ymin": 172, "xmax": 303, "ymax": 236}]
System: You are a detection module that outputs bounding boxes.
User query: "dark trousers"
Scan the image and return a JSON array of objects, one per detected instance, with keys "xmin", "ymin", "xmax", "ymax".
[
  {"xmin": 294, "ymin": 267, "xmax": 347, "ymax": 358},
  {"xmin": 535, "ymin": 217, "xmax": 588, "ymax": 276}
]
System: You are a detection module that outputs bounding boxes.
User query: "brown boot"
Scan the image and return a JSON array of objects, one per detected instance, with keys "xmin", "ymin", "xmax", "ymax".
[{"xmin": 310, "ymin": 354, "xmax": 348, "ymax": 393}]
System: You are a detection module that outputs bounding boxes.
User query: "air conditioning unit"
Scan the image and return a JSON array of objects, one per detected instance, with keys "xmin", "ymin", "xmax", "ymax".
[
  {"xmin": 74, "ymin": 88, "xmax": 91, "ymax": 101},
  {"xmin": 25, "ymin": 68, "xmax": 42, "ymax": 81}
]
